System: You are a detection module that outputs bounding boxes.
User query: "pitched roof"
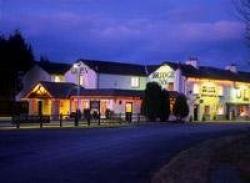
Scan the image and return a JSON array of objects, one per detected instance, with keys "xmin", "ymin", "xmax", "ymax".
[
  {"xmin": 182, "ymin": 66, "xmax": 250, "ymax": 82},
  {"xmin": 155, "ymin": 61, "xmax": 250, "ymax": 83},
  {"xmin": 36, "ymin": 61, "xmax": 71, "ymax": 75},
  {"xmin": 25, "ymin": 81, "xmax": 145, "ymax": 98},
  {"xmin": 79, "ymin": 59, "xmax": 147, "ymax": 76},
  {"xmin": 25, "ymin": 81, "xmax": 78, "ymax": 98},
  {"xmin": 35, "ymin": 60, "xmax": 250, "ymax": 83},
  {"xmin": 71, "ymin": 88, "xmax": 144, "ymax": 98}
]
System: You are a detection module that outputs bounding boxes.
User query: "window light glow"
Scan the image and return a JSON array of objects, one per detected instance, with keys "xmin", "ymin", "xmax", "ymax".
[{"xmin": 131, "ymin": 77, "xmax": 140, "ymax": 88}]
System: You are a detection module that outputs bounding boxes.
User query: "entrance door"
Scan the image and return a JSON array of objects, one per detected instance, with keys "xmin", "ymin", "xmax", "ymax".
[
  {"xmin": 125, "ymin": 102, "xmax": 133, "ymax": 113},
  {"xmin": 125, "ymin": 102, "xmax": 133, "ymax": 122},
  {"xmin": 193, "ymin": 104, "xmax": 199, "ymax": 121},
  {"xmin": 38, "ymin": 101, "xmax": 43, "ymax": 116}
]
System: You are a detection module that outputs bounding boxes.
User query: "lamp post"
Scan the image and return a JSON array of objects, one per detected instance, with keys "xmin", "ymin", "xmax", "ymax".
[{"xmin": 73, "ymin": 63, "xmax": 81, "ymax": 112}]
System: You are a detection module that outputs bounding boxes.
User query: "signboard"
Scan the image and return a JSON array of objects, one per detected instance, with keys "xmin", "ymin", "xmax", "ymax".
[
  {"xmin": 149, "ymin": 65, "xmax": 175, "ymax": 87},
  {"xmin": 201, "ymin": 86, "xmax": 217, "ymax": 97}
]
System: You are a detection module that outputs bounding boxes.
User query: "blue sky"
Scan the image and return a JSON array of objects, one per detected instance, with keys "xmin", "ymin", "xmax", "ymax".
[{"xmin": 1, "ymin": 0, "xmax": 249, "ymax": 69}]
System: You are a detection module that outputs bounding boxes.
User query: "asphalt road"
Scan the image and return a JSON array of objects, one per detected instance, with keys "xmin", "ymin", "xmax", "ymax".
[{"xmin": 0, "ymin": 123, "xmax": 249, "ymax": 183}]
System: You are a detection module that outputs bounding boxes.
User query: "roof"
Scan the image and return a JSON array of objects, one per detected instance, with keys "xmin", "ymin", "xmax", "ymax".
[
  {"xmin": 25, "ymin": 81, "xmax": 78, "ymax": 98},
  {"xmin": 26, "ymin": 81, "xmax": 145, "ymax": 98},
  {"xmin": 79, "ymin": 59, "xmax": 147, "ymax": 76},
  {"xmin": 156, "ymin": 61, "xmax": 250, "ymax": 83},
  {"xmin": 183, "ymin": 66, "xmax": 250, "ymax": 82},
  {"xmin": 36, "ymin": 61, "xmax": 71, "ymax": 75},
  {"xmin": 36, "ymin": 59, "xmax": 250, "ymax": 83},
  {"xmin": 71, "ymin": 88, "xmax": 144, "ymax": 98}
]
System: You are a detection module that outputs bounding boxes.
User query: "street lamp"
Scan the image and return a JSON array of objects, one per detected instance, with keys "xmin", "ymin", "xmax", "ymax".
[{"xmin": 73, "ymin": 63, "xmax": 81, "ymax": 112}]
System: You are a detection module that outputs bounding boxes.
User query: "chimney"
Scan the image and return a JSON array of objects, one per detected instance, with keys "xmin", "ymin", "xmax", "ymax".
[
  {"xmin": 225, "ymin": 64, "xmax": 237, "ymax": 73},
  {"xmin": 185, "ymin": 56, "xmax": 198, "ymax": 68}
]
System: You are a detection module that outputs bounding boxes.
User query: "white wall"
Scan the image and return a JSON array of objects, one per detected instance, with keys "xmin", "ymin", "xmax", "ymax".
[
  {"xmin": 148, "ymin": 64, "xmax": 176, "ymax": 89},
  {"xmin": 112, "ymin": 98, "xmax": 142, "ymax": 114},
  {"xmin": 98, "ymin": 73, "xmax": 146, "ymax": 90},
  {"xmin": 16, "ymin": 65, "xmax": 51, "ymax": 100},
  {"xmin": 65, "ymin": 62, "xmax": 97, "ymax": 89}
]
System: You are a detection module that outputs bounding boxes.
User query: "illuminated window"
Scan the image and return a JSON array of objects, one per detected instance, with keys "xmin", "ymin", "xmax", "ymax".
[
  {"xmin": 217, "ymin": 105, "xmax": 224, "ymax": 115},
  {"xmin": 125, "ymin": 102, "xmax": 133, "ymax": 113},
  {"xmin": 34, "ymin": 85, "xmax": 47, "ymax": 95},
  {"xmin": 218, "ymin": 86, "xmax": 224, "ymax": 96},
  {"xmin": 244, "ymin": 89, "xmax": 249, "ymax": 100},
  {"xmin": 236, "ymin": 88, "xmax": 241, "ymax": 98},
  {"xmin": 80, "ymin": 75, "xmax": 84, "ymax": 86},
  {"xmin": 131, "ymin": 77, "xmax": 139, "ymax": 88},
  {"xmin": 54, "ymin": 76, "xmax": 61, "ymax": 82},
  {"xmin": 193, "ymin": 84, "xmax": 199, "ymax": 94}
]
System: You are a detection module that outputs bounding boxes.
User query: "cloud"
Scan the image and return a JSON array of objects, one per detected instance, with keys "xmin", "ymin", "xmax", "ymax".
[{"xmin": 1, "ymin": 6, "xmax": 247, "ymax": 65}]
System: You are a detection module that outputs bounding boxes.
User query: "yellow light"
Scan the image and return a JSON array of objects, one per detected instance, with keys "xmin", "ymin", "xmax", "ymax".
[{"xmin": 55, "ymin": 76, "xmax": 61, "ymax": 82}]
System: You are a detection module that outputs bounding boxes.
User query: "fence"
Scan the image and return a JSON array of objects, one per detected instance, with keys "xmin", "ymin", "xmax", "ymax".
[{"xmin": 9, "ymin": 113, "xmax": 146, "ymax": 129}]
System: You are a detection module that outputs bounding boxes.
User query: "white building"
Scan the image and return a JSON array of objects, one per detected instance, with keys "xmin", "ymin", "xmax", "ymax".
[{"xmin": 19, "ymin": 58, "xmax": 250, "ymax": 121}]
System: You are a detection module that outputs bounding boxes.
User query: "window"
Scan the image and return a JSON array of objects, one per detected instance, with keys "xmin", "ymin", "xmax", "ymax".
[
  {"xmin": 217, "ymin": 105, "xmax": 224, "ymax": 115},
  {"xmin": 54, "ymin": 76, "xmax": 61, "ymax": 82},
  {"xmin": 168, "ymin": 82, "xmax": 174, "ymax": 91},
  {"xmin": 204, "ymin": 105, "xmax": 210, "ymax": 115},
  {"xmin": 236, "ymin": 88, "xmax": 241, "ymax": 98},
  {"xmin": 80, "ymin": 75, "xmax": 84, "ymax": 86},
  {"xmin": 243, "ymin": 89, "xmax": 249, "ymax": 101},
  {"xmin": 125, "ymin": 102, "xmax": 133, "ymax": 113},
  {"xmin": 218, "ymin": 86, "xmax": 224, "ymax": 96},
  {"xmin": 131, "ymin": 77, "xmax": 139, "ymax": 88},
  {"xmin": 193, "ymin": 84, "xmax": 199, "ymax": 94}
]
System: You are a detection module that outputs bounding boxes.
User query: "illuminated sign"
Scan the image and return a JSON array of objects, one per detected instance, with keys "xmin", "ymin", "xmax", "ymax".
[
  {"xmin": 149, "ymin": 65, "xmax": 175, "ymax": 86},
  {"xmin": 201, "ymin": 86, "xmax": 217, "ymax": 97}
]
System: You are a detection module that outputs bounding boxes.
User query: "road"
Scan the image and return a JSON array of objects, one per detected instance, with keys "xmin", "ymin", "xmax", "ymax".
[{"xmin": 0, "ymin": 123, "xmax": 249, "ymax": 183}]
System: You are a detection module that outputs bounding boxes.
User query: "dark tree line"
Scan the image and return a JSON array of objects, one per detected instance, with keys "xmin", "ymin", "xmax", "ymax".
[
  {"xmin": 0, "ymin": 30, "xmax": 34, "ymax": 101},
  {"xmin": 142, "ymin": 82, "xmax": 189, "ymax": 122}
]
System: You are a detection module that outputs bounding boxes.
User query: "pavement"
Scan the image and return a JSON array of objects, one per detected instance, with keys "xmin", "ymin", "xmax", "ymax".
[{"xmin": 0, "ymin": 123, "xmax": 249, "ymax": 183}]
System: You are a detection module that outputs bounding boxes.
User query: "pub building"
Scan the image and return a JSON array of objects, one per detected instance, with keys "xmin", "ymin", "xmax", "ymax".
[{"xmin": 18, "ymin": 58, "xmax": 250, "ymax": 121}]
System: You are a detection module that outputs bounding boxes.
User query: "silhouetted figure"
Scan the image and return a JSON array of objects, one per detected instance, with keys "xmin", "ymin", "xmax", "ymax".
[
  {"xmin": 74, "ymin": 109, "xmax": 81, "ymax": 126},
  {"xmin": 92, "ymin": 111, "xmax": 99, "ymax": 122},
  {"xmin": 84, "ymin": 108, "xmax": 91, "ymax": 125}
]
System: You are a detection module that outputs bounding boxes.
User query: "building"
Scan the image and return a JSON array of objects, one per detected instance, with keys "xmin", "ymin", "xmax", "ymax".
[
  {"xmin": 20, "ymin": 60, "xmax": 147, "ymax": 118},
  {"xmin": 18, "ymin": 58, "xmax": 250, "ymax": 121}
]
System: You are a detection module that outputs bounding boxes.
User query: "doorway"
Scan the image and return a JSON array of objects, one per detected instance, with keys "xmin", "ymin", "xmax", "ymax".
[
  {"xmin": 38, "ymin": 101, "xmax": 43, "ymax": 116},
  {"xmin": 125, "ymin": 102, "xmax": 133, "ymax": 122},
  {"xmin": 193, "ymin": 104, "xmax": 199, "ymax": 121}
]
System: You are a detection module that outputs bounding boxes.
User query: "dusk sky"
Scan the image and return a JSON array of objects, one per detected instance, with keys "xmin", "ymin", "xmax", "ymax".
[{"xmin": 1, "ymin": 0, "xmax": 249, "ymax": 69}]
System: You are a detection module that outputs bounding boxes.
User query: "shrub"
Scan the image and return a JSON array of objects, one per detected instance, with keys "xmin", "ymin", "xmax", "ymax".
[
  {"xmin": 173, "ymin": 94, "xmax": 189, "ymax": 122},
  {"xmin": 142, "ymin": 82, "xmax": 171, "ymax": 122}
]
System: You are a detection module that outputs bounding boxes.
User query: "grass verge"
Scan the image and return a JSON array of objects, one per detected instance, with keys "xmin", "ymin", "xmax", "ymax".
[{"xmin": 152, "ymin": 133, "xmax": 250, "ymax": 183}]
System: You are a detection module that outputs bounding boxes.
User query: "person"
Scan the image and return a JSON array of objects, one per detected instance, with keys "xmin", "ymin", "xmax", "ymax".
[
  {"xmin": 74, "ymin": 109, "xmax": 81, "ymax": 126},
  {"xmin": 92, "ymin": 110, "xmax": 99, "ymax": 121},
  {"xmin": 84, "ymin": 108, "xmax": 91, "ymax": 125}
]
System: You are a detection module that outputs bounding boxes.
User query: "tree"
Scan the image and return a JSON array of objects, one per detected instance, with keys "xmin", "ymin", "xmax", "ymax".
[
  {"xmin": 235, "ymin": 0, "xmax": 250, "ymax": 45},
  {"xmin": 142, "ymin": 82, "xmax": 162, "ymax": 121},
  {"xmin": 159, "ymin": 89, "xmax": 170, "ymax": 122},
  {"xmin": 173, "ymin": 94, "xmax": 189, "ymax": 122},
  {"xmin": 0, "ymin": 30, "xmax": 34, "ymax": 101}
]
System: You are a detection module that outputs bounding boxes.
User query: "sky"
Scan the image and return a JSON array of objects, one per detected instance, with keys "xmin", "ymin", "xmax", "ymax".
[{"xmin": 0, "ymin": 0, "xmax": 249, "ymax": 69}]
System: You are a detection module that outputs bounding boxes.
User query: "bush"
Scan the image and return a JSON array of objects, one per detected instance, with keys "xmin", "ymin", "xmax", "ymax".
[
  {"xmin": 142, "ymin": 82, "xmax": 162, "ymax": 121},
  {"xmin": 142, "ymin": 82, "xmax": 170, "ymax": 122},
  {"xmin": 173, "ymin": 94, "xmax": 189, "ymax": 122},
  {"xmin": 160, "ymin": 90, "xmax": 170, "ymax": 122}
]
